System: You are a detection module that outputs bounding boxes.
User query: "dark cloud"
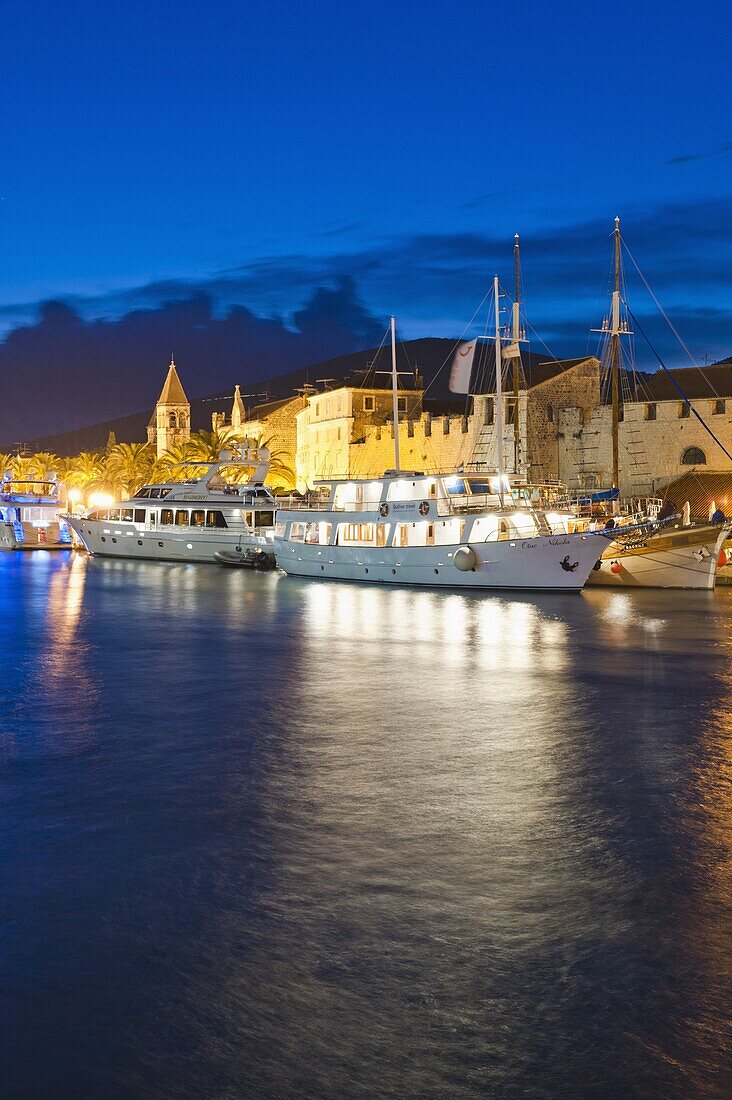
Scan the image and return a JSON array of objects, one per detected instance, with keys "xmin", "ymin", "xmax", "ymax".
[
  {"xmin": 2, "ymin": 194, "xmax": 732, "ymax": 444},
  {"xmin": 0, "ymin": 279, "xmax": 383, "ymax": 446}
]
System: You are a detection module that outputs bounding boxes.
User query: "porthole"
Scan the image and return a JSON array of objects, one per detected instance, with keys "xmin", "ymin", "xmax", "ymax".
[
  {"xmin": 434, "ymin": 568, "xmax": 439, "ymax": 574},
  {"xmin": 186, "ymin": 543, "xmax": 193, "ymax": 550},
  {"xmin": 365, "ymin": 567, "xmax": 369, "ymax": 574},
  {"xmin": 321, "ymin": 565, "xmax": 324, "ymax": 571},
  {"xmin": 101, "ymin": 537, "xmax": 106, "ymax": 543},
  {"xmin": 158, "ymin": 541, "xmax": 164, "ymax": 547},
  {"xmin": 392, "ymin": 568, "xmax": 396, "ymax": 574},
  {"xmin": 111, "ymin": 538, "xmax": 117, "ymax": 544},
  {"xmin": 137, "ymin": 540, "xmax": 143, "ymax": 546}
]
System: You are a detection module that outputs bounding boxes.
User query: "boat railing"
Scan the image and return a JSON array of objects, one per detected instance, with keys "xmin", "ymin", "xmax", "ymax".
[{"xmin": 275, "ymin": 492, "xmax": 548, "ymax": 517}]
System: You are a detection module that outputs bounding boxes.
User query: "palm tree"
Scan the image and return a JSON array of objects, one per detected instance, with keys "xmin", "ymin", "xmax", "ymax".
[
  {"xmin": 105, "ymin": 442, "xmax": 155, "ymax": 497},
  {"xmin": 26, "ymin": 451, "xmax": 60, "ymax": 480},
  {"xmin": 0, "ymin": 453, "xmax": 13, "ymax": 480},
  {"xmin": 62, "ymin": 451, "xmax": 109, "ymax": 502},
  {"xmin": 154, "ymin": 442, "xmax": 193, "ymax": 482},
  {"xmin": 184, "ymin": 428, "xmax": 240, "ymax": 462},
  {"xmin": 259, "ymin": 434, "xmax": 296, "ymax": 492}
]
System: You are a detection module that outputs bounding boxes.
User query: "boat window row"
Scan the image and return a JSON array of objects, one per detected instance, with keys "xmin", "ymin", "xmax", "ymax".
[
  {"xmin": 135, "ymin": 487, "xmax": 172, "ymax": 499},
  {"xmin": 87, "ymin": 507, "xmax": 230, "ymax": 528}
]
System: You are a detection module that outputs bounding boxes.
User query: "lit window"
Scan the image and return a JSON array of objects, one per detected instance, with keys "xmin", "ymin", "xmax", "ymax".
[{"xmin": 364, "ymin": 396, "xmax": 375, "ymax": 411}]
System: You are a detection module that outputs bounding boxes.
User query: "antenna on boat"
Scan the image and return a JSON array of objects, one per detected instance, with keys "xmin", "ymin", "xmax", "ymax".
[
  {"xmin": 493, "ymin": 277, "xmax": 505, "ymax": 501},
  {"xmin": 391, "ymin": 315, "xmax": 401, "ymax": 474}
]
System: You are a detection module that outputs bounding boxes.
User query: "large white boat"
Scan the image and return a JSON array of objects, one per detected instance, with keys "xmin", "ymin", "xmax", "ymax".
[
  {"xmin": 274, "ymin": 471, "xmax": 610, "ymax": 591},
  {"xmin": 67, "ymin": 445, "xmax": 278, "ymax": 564},
  {"xmin": 274, "ymin": 299, "xmax": 609, "ymax": 592},
  {"xmin": 0, "ymin": 473, "xmax": 73, "ymax": 549}
]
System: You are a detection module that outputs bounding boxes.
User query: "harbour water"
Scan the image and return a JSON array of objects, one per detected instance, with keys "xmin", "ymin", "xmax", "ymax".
[{"xmin": 1, "ymin": 551, "xmax": 730, "ymax": 1098}]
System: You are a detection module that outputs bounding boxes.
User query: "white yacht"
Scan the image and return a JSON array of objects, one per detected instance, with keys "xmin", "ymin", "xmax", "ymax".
[
  {"xmin": 0, "ymin": 473, "xmax": 73, "ymax": 549},
  {"xmin": 274, "ymin": 299, "xmax": 609, "ymax": 592},
  {"xmin": 67, "ymin": 445, "xmax": 278, "ymax": 565},
  {"xmin": 274, "ymin": 471, "xmax": 610, "ymax": 591}
]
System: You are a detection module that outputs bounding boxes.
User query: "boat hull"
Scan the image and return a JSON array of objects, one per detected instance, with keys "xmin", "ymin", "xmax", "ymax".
[
  {"xmin": 67, "ymin": 516, "xmax": 270, "ymax": 565},
  {"xmin": 587, "ymin": 524, "xmax": 731, "ymax": 589},
  {"xmin": 273, "ymin": 530, "xmax": 608, "ymax": 591}
]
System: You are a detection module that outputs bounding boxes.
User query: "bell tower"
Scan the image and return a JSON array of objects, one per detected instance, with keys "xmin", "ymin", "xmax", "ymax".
[{"xmin": 149, "ymin": 357, "xmax": 191, "ymax": 457}]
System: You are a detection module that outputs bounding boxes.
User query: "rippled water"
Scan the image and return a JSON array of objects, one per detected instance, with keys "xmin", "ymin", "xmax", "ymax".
[{"xmin": 1, "ymin": 551, "xmax": 730, "ymax": 1098}]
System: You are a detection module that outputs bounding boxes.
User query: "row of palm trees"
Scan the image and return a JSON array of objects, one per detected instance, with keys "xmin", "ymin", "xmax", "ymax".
[{"xmin": 0, "ymin": 429, "xmax": 296, "ymax": 503}]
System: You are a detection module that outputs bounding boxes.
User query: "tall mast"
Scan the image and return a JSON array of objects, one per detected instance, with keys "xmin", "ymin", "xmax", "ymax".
[
  {"xmin": 611, "ymin": 216, "xmax": 621, "ymax": 488},
  {"xmin": 493, "ymin": 276, "xmax": 505, "ymax": 495},
  {"xmin": 512, "ymin": 233, "xmax": 521, "ymax": 474},
  {"xmin": 390, "ymin": 315, "xmax": 401, "ymax": 474}
]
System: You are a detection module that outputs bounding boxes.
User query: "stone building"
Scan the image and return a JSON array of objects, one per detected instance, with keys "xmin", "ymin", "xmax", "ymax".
[
  {"xmin": 147, "ymin": 358, "xmax": 191, "ymax": 458},
  {"xmin": 285, "ymin": 358, "xmax": 599, "ymax": 490},
  {"xmin": 556, "ymin": 362, "xmax": 732, "ymax": 493}
]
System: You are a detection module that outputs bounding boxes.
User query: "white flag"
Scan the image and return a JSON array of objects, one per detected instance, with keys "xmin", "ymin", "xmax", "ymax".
[{"xmin": 450, "ymin": 340, "xmax": 477, "ymax": 393}]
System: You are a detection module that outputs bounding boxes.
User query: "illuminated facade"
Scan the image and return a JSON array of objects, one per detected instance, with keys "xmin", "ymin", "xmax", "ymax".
[{"xmin": 147, "ymin": 358, "xmax": 191, "ymax": 458}]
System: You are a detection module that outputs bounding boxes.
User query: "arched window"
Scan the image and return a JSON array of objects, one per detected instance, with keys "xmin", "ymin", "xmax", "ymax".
[
  {"xmin": 168, "ymin": 412, "xmax": 177, "ymax": 429},
  {"xmin": 546, "ymin": 403, "xmax": 554, "ymax": 423},
  {"xmin": 681, "ymin": 446, "xmax": 706, "ymax": 466}
]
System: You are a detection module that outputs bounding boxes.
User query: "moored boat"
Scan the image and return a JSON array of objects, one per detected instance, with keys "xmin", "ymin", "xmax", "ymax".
[
  {"xmin": 0, "ymin": 473, "xmax": 72, "ymax": 550},
  {"xmin": 67, "ymin": 444, "xmax": 278, "ymax": 564},
  {"xmin": 274, "ymin": 300, "xmax": 609, "ymax": 592}
]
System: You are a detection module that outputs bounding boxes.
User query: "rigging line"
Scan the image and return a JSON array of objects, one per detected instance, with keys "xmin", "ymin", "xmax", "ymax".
[
  {"xmin": 627, "ymin": 305, "xmax": 732, "ymax": 465},
  {"xmin": 420, "ymin": 288, "xmax": 492, "ymax": 400},
  {"xmin": 622, "ymin": 239, "xmax": 723, "ymax": 398},
  {"xmin": 357, "ymin": 325, "xmax": 391, "ymax": 392}
]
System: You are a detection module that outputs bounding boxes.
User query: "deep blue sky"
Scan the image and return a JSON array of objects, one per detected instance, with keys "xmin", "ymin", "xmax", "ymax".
[{"xmin": 1, "ymin": 0, "xmax": 732, "ymax": 439}]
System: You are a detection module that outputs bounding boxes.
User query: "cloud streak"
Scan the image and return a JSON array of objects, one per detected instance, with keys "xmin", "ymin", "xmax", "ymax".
[{"xmin": 2, "ymin": 194, "xmax": 732, "ymax": 443}]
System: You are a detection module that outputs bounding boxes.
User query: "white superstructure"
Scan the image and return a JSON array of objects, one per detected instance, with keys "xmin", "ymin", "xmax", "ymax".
[
  {"xmin": 0, "ymin": 474, "xmax": 72, "ymax": 549},
  {"xmin": 274, "ymin": 472, "xmax": 609, "ymax": 591},
  {"xmin": 67, "ymin": 446, "xmax": 277, "ymax": 564}
]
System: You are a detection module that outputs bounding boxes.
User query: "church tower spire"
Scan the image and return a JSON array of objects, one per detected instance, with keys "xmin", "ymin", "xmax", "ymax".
[{"xmin": 147, "ymin": 356, "xmax": 191, "ymax": 457}]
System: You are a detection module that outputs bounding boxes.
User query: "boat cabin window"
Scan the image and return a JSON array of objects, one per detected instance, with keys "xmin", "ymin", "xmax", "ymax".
[
  {"xmin": 206, "ymin": 510, "xmax": 228, "ymax": 528},
  {"xmin": 253, "ymin": 510, "xmax": 274, "ymax": 528},
  {"xmin": 121, "ymin": 508, "xmax": 133, "ymax": 522},
  {"xmin": 160, "ymin": 508, "xmax": 174, "ymax": 525},
  {"xmin": 190, "ymin": 510, "xmax": 205, "ymax": 527},
  {"xmin": 108, "ymin": 509, "xmax": 121, "ymax": 521},
  {"xmin": 289, "ymin": 522, "xmax": 306, "ymax": 542},
  {"xmin": 137, "ymin": 488, "xmax": 151, "ymax": 498},
  {"xmin": 337, "ymin": 523, "xmax": 375, "ymax": 544},
  {"xmin": 175, "ymin": 510, "xmax": 189, "ymax": 526},
  {"xmin": 134, "ymin": 509, "xmax": 146, "ymax": 523},
  {"xmin": 444, "ymin": 477, "xmax": 466, "ymax": 495}
]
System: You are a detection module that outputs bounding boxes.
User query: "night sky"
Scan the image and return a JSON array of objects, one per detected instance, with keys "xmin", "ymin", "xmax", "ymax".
[{"xmin": 2, "ymin": 0, "xmax": 731, "ymax": 442}]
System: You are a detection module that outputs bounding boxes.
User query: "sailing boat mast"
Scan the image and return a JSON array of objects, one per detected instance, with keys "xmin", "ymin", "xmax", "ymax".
[
  {"xmin": 610, "ymin": 216, "xmax": 621, "ymax": 488},
  {"xmin": 493, "ymin": 277, "xmax": 505, "ymax": 495},
  {"xmin": 390, "ymin": 315, "xmax": 401, "ymax": 474},
  {"xmin": 512, "ymin": 234, "xmax": 522, "ymax": 473}
]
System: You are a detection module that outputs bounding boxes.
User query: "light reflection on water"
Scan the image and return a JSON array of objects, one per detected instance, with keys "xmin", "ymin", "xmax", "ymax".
[{"xmin": 1, "ymin": 552, "xmax": 731, "ymax": 1098}]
